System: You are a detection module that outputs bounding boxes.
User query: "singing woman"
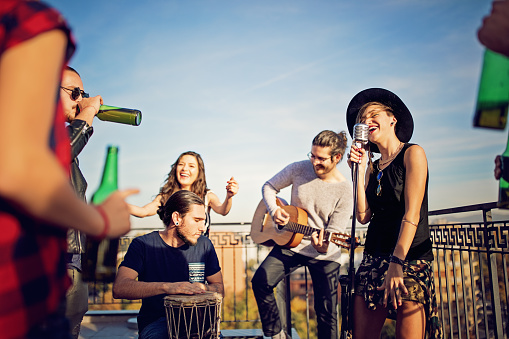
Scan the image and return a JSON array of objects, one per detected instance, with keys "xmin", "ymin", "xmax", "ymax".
[{"xmin": 347, "ymin": 88, "xmax": 441, "ymax": 339}]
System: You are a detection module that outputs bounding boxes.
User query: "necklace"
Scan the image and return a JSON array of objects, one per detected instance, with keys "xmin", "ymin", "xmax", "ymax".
[{"xmin": 379, "ymin": 142, "xmax": 404, "ymax": 167}]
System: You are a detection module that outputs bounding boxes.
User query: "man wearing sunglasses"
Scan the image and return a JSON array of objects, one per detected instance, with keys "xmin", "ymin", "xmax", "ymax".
[{"xmin": 61, "ymin": 66, "xmax": 103, "ymax": 339}]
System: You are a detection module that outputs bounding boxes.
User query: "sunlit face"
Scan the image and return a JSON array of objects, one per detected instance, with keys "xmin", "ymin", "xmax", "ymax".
[
  {"xmin": 360, "ymin": 105, "xmax": 396, "ymax": 143},
  {"xmin": 175, "ymin": 204, "xmax": 206, "ymax": 245},
  {"xmin": 176, "ymin": 155, "xmax": 200, "ymax": 188},
  {"xmin": 60, "ymin": 70, "xmax": 85, "ymax": 123},
  {"xmin": 309, "ymin": 145, "xmax": 338, "ymax": 178}
]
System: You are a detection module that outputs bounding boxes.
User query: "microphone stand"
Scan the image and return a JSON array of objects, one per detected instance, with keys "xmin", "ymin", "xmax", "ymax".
[{"xmin": 340, "ymin": 148, "xmax": 361, "ymax": 339}]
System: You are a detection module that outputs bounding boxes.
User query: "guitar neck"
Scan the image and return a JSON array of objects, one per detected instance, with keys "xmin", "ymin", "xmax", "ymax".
[{"xmin": 285, "ymin": 221, "xmax": 331, "ymax": 239}]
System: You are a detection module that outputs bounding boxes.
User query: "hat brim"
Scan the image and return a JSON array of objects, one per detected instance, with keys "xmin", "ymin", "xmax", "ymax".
[{"xmin": 346, "ymin": 88, "xmax": 414, "ymax": 153}]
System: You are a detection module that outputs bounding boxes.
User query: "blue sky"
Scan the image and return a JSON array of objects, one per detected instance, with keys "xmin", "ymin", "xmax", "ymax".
[{"xmin": 45, "ymin": 0, "xmax": 504, "ymax": 228}]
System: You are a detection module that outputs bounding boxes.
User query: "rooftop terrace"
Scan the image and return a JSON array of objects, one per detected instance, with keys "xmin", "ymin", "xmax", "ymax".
[{"xmin": 80, "ymin": 201, "xmax": 509, "ymax": 339}]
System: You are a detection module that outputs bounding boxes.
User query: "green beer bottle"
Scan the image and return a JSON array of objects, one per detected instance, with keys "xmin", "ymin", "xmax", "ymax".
[
  {"xmin": 83, "ymin": 145, "xmax": 120, "ymax": 282},
  {"xmin": 96, "ymin": 105, "xmax": 142, "ymax": 126},
  {"xmin": 499, "ymin": 134, "xmax": 509, "ymax": 209},
  {"xmin": 473, "ymin": 49, "xmax": 509, "ymax": 129}
]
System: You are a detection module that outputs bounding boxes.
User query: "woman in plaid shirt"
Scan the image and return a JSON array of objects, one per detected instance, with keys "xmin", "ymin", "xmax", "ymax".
[{"xmin": 0, "ymin": 1, "xmax": 137, "ymax": 337}]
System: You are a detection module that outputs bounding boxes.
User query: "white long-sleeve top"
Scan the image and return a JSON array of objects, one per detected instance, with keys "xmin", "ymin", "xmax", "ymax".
[{"xmin": 262, "ymin": 160, "xmax": 353, "ymax": 262}]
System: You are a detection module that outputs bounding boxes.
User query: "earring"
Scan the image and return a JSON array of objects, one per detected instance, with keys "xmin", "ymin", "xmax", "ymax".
[{"xmin": 175, "ymin": 222, "xmax": 179, "ymax": 226}]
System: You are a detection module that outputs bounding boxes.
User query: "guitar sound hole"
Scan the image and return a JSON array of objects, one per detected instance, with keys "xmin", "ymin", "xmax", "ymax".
[{"xmin": 277, "ymin": 224, "xmax": 285, "ymax": 231}]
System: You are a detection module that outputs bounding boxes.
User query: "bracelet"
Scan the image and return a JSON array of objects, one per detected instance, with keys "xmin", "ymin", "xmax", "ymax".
[
  {"xmin": 94, "ymin": 206, "xmax": 109, "ymax": 240},
  {"xmin": 81, "ymin": 105, "xmax": 98, "ymax": 115},
  {"xmin": 357, "ymin": 207, "xmax": 370, "ymax": 214},
  {"xmin": 402, "ymin": 219, "xmax": 418, "ymax": 227},
  {"xmin": 389, "ymin": 255, "xmax": 405, "ymax": 266}
]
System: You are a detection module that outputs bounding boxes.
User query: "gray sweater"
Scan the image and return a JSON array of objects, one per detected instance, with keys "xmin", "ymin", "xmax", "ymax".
[{"xmin": 262, "ymin": 160, "xmax": 353, "ymax": 262}]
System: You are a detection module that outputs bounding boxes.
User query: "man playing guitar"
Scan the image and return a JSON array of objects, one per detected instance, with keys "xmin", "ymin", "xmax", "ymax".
[{"xmin": 251, "ymin": 130, "xmax": 353, "ymax": 339}]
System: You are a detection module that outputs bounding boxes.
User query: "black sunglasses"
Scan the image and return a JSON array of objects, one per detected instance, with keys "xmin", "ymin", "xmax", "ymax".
[{"xmin": 60, "ymin": 86, "xmax": 89, "ymax": 101}]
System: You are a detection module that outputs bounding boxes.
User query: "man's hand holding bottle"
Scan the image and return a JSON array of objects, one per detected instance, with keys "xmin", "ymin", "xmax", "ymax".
[{"xmin": 76, "ymin": 94, "xmax": 103, "ymax": 126}]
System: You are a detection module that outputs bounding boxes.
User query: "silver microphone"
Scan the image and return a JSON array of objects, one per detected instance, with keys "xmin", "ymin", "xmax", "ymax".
[{"xmin": 353, "ymin": 123, "xmax": 369, "ymax": 149}]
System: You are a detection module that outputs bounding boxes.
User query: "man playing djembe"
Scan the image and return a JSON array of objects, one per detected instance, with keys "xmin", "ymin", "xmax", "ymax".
[{"xmin": 113, "ymin": 190, "xmax": 224, "ymax": 338}]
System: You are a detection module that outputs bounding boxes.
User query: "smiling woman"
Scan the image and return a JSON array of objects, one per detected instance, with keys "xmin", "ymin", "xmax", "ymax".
[
  {"xmin": 128, "ymin": 151, "xmax": 239, "ymax": 236},
  {"xmin": 347, "ymin": 88, "xmax": 441, "ymax": 339}
]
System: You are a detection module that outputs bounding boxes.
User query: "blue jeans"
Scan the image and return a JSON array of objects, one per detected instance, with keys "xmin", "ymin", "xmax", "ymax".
[
  {"xmin": 139, "ymin": 316, "xmax": 167, "ymax": 339},
  {"xmin": 251, "ymin": 247, "xmax": 340, "ymax": 338}
]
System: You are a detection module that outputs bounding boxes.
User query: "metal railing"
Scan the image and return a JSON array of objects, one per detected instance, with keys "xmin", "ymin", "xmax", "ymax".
[
  {"xmin": 429, "ymin": 202, "xmax": 508, "ymax": 339},
  {"xmin": 87, "ymin": 204, "xmax": 509, "ymax": 338}
]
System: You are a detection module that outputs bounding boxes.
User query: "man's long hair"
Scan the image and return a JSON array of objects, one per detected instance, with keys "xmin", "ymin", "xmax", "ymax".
[
  {"xmin": 312, "ymin": 130, "xmax": 348, "ymax": 160},
  {"xmin": 157, "ymin": 190, "xmax": 205, "ymax": 227}
]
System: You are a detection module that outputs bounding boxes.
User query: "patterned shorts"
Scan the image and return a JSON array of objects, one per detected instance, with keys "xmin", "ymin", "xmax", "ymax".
[
  {"xmin": 355, "ymin": 264, "xmax": 425, "ymax": 307},
  {"xmin": 353, "ymin": 252, "xmax": 442, "ymax": 338}
]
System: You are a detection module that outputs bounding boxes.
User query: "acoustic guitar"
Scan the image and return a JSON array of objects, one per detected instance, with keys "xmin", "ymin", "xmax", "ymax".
[{"xmin": 250, "ymin": 198, "xmax": 355, "ymax": 249}]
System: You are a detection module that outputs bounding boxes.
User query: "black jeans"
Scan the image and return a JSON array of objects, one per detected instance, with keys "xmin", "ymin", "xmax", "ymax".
[
  {"xmin": 65, "ymin": 267, "xmax": 88, "ymax": 339},
  {"xmin": 251, "ymin": 247, "xmax": 340, "ymax": 338},
  {"xmin": 27, "ymin": 298, "xmax": 72, "ymax": 339}
]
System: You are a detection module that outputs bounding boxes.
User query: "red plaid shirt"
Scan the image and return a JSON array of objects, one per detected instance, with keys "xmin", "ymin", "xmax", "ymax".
[{"xmin": 0, "ymin": 1, "xmax": 75, "ymax": 338}]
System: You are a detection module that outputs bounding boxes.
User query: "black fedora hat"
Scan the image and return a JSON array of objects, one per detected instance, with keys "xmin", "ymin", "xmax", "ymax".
[{"xmin": 346, "ymin": 88, "xmax": 414, "ymax": 153}]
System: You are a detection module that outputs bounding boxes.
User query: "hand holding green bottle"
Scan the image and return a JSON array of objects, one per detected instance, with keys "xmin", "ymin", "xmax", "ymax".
[
  {"xmin": 83, "ymin": 146, "xmax": 139, "ymax": 282},
  {"xmin": 478, "ymin": 0, "xmax": 509, "ymax": 58},
  {"xmin": 93, "ymin": 190, "xmax": 138, "ymax": 238}
]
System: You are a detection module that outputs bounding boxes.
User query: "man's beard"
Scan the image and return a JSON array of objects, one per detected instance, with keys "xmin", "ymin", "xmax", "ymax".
[
  {"xmin": 176, "ymin": 223, "xmax": 198, "ymax": 246},
  {"xmin": 314, "ymin": 164, "xmax": 324, "ymax": 172},
  {"xmin": 314, "ymin": 164, "xmax": 328, "ymax": 175}
]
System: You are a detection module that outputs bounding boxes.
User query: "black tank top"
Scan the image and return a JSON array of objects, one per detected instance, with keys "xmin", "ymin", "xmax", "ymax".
[{"xmin": 365, "ymin": 143, "xmax": 433, "ymax": 261}]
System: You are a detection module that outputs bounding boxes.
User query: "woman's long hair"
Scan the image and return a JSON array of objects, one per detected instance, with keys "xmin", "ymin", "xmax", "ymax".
[{"xmin": 159, "ymin": 151, "xmax": 208, "ymax": 205}]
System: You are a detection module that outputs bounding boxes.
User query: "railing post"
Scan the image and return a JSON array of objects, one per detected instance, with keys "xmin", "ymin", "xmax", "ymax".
[
  {"xmin": 305, "ymin": 267, "xmax": 310, "ymax": 339},
  {"xmin": 285, "ymin": 274, "xmax": 292, "ymax": 338},
  {"xmin": 483, "ymin": 208, "xmax": 504, "ymax": 338}
]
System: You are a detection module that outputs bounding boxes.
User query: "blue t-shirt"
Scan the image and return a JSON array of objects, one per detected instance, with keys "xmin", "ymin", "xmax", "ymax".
[{"xmin": 119, "ymin": 231, "xmax": 221, "ymax": 332}]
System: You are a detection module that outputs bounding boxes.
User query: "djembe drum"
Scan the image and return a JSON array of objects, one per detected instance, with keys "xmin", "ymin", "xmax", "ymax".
[{"xmin": 164, "ymin": 292, "xmax": 222, "ymax": 339}]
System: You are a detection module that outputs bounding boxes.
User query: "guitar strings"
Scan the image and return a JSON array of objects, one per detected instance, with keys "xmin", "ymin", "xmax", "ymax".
[{"xmin": 283, "ymin": 221, "xmax": 353, "ymax": 249}]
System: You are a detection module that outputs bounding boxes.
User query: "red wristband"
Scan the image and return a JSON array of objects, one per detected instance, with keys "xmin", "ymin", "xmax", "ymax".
[{"xmin": 94, "ymin": 206, "xmax": 109, "ymax": 240}]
